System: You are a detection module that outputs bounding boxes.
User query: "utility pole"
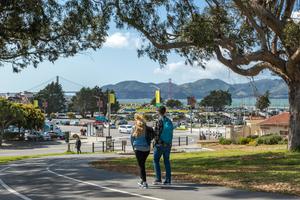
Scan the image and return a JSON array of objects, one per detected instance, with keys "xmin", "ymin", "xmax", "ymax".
[
  {"xmin": 107, "ymin": 102, "xmax": 111, "ymax": 137},
  {"xmin": 190, "ymin": 106, "xmax": 193, "ymax": 134},
  {"xmin": 95, "ymin": 96, "xmax": 103, "ymax": 116},
  {"xmin": 107, "ymin": 93, "xmax": 115, "ymax": 137}
]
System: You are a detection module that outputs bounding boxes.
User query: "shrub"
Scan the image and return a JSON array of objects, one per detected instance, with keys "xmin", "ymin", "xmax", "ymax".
[
  {"xmin": 238, "ymin": 137, "xmax": 253, "ymax": 145},
  {"xmin": 219, "ymin": 137, "xmax": 232, "ymax": 145},
  {"xmin": 247, "ymin": 135, "xmax": 259, "ymax": 139},
  {"xmin": 50, "ymin": 113, "xmax": 57, "ymax": 119},
  {"xmin": 256, "ymin": 134, "xmax": 283, "ymax": 145},
  {"xmin": 67, "ymin": 112, "xmax": 75, "ymax": 119},
  {"xmin": 248, "ymin": 140, "xmax": 258, "ymax": 146},
  {"xmin": 278, "ymin": 138, "xmax": 288, "ymax": 145},
  {"xmin": 3, "ymin": 132, "xmax": 23, "ymax": 141}
]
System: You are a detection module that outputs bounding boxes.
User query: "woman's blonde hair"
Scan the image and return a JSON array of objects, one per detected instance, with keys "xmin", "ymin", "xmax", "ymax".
[{"xmin": 132, "ymin": 113, "xmax": 146, "ymax": 137}]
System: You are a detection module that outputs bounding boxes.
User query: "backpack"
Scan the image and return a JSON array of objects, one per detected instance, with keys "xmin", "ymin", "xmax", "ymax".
[
  {"xmin": 145, "ymin": 126, "xmax": 155, "ymax": 145},
  {"xmin": 159, "ymin": 117, "xmax": 173, "ymax": 144}
]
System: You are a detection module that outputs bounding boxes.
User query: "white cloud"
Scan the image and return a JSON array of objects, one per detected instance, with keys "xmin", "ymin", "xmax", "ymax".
[
  {"xmin": 153, "ymin": 59, "xmax": 272, "ymax": 84},
  {"xmin": 154, "ymin": 61, "xmax": 185, "ymax": 75},
  {"xmin": 104, "ymin": 32, "xmax": 142, "ymax": 49},
  {"xmin": 104, "ymin": 32, "xmax": 130, "ymax": 48}
]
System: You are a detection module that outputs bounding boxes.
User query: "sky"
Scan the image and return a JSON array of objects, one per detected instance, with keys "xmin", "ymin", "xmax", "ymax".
[{"xmin": 0, "ymin": 7, "xmax": 277, "ymax": 93}]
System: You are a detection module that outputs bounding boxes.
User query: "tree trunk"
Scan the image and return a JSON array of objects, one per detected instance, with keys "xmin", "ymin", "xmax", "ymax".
[
  {"xmin": 0, "ymin": 127, "xmax": 3, "ymax": 147},
  {"xmin": 288, "ymin": 83, "xmax": 300, "ymax": 151}
]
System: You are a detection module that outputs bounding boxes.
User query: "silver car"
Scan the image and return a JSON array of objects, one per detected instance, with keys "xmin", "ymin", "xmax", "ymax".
[{"xmin": 118, "ymin": 125, "xmax": 133, "ymax": 134}]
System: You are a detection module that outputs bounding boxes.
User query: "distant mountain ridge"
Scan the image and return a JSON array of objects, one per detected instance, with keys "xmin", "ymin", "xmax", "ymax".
[{"xmin": 101, "ymin": 79, "xmax": 288, "ymax": 99}]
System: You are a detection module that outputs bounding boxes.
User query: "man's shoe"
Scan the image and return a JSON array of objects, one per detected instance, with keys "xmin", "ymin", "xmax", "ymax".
[
  {"xmin": 163, "ymin": 180, "xmax": 171, "ymax": 185},
  {"xmin": 152, "ymin": 180, "xmax": 162, "ymax": 185}
]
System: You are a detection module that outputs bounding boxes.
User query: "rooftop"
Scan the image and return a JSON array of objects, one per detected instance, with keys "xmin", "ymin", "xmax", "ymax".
[{"xmin": 260, "ymin": 112, "xmax": 290, "ymax": 126}]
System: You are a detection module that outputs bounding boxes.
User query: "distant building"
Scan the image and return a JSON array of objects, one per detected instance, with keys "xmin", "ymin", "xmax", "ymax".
[
  {"xmin": 245, "ymin": 116, "xmax": 266, "ymax": 136},
  {"xmin": 226, "ymin": 113, "xmax": 290, "ymax": 140},
  {"xmin": 1, "ymin": 91, "xmax": 34, "ymax": 104},
  {"xmin": 259, "ymin": 112, "xmax": 290, "ymax": 137}
]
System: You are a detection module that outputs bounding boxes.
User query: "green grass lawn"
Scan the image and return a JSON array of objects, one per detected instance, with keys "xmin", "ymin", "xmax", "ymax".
[
  {"xmin": 91, "ymin": 145, "xmax": 300, "ymax": 196},
  {"xmin": 0, "ymin": 152, "xmax": 76, "ymax": 165}
]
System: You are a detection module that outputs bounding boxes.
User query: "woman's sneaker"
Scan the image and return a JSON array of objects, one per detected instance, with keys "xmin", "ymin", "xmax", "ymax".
[
  {"xmin": 138, "ymin": 181, "xmax": 148, "ymax": 189},
  {"xmin": 138, "ymin": 180, "xmax": 143, "ymax": 187},
  {"xmin": 142, "ymin": 182, "xmax": 148, "ymax": 189}
]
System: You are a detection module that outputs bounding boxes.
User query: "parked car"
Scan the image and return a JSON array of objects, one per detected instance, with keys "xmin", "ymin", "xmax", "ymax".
[
  {"xmin": 117, "ymin": 120, "xmax": 128, "ymax": 125},
  {"xmin": 42, "ymin": 132, "xmax": 52, "ymax": 141},
  {"xmin": 47, "ymin": 131, "xmax": 65, "ymax": 140},
  {"xmin": 70, "ymin": 120, "xmax": 79, "ymax": 126},
  {"xmin": 110, "ymin": 123, "xmax": 116, "ymax": 129},
  {"xmin": 25, "ymin": 131, "xmax": 43, "ymax": 141},
  {"xmin": 118, "ymin": 125, "xmax": 133, "ymax": 134},
  {"xmin": 104, "ymin": 123, "xmax": 116, "ymax": 129}
]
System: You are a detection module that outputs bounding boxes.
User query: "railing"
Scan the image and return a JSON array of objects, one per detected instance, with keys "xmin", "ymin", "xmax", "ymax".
[{"xmin": 67, "ymin": 136, "xmax": 192, "ymax": 153}]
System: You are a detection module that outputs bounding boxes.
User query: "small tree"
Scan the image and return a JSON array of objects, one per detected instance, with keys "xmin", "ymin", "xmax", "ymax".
[
  {"xmin": 256, "ymin": 91, "xmax": 271, "ymax": 111},
  {"xmin": 21, "ymin": 104, "xmax": 45, "ymax": 131},
  {"xmin": 0, "ymin": 98, "xmax": 25, "ymax": 146},
  {"xmin": 166, "ymin": 99, "xmax": 183, "ymax": 109},
  {"xmin": 35, "ymin": 82, "xmax": 66, "ymax": 114},
  {"xmin": 67, "ymin": 112, "xmax": 76, "ymax": 119},
  {"xmin": 72, "ymin": 87, "xmax": 120, "ymax": 117},
  {"xmin": 200, "ymin": 90, "xmax": 232, "ymax": 112}
]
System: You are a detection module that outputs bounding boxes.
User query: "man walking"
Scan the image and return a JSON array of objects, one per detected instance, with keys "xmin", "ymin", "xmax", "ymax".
[
  {"xmin": 75, "ymin": 136, "xmax": 82, "ymax": 154},
  {"xmin": 153, "ymin": 106, "xmax": 173, "ymax": 185}
]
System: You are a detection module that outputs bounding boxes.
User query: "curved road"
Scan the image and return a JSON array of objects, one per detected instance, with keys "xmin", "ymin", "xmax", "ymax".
[{"xmin": 0, "ymin": 154, "xmax": 299, "ymax": 200}]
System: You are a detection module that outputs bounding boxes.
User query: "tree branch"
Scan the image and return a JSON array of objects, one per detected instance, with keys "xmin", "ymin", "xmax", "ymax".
[
  {"xmin": 233, "ymin": 0, "xmax": 268, "ymax": 50},
  {"xmin": 287, "ymin": 47, "xmax": 300, "ymax": 76},
  {"xmin": 275, "ymin": 0, "xmax": 285, "ymax": 18},
  {"xmin": 214, "ymin": 44, "xmax": 288, "ymax": 79},
  {"xmin": 282, "ymin": 0, "xmax": 296, "ymax": 22},
  {"xmin": 214, "ymin": 46, "xmax": 265, "ymax": 76},
  {"xmin": 114, "ymin": 0, "xmax": 194, "ymax": 50},
  {"xmin": 248, "ymin": 0, "xmax": 284, "ymax": 37},
  {"xmin": 291, "ymin": 47, "xmax": 300, "ymax": 63}
]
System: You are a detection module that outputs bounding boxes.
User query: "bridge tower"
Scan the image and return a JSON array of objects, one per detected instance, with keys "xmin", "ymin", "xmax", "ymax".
[{"xmin": 168, "ymin": 78, "xmax": 173, "ymax": 100}]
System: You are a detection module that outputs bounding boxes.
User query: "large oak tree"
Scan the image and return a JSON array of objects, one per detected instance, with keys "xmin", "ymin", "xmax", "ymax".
[
  {"xmin": 2, "ymin": 1, "xmax": 300, "ymax": 151},
  {"xmin": 0, "ymin": 0, "xmax": 110, "ymax": 72},
  {"xmin": 106, "ymin": 0, "xmax": 300, "ymax": 151}
]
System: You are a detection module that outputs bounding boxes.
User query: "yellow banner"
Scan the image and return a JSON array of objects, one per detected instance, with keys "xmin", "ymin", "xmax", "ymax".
[
  {"xmin": 109, "ymin": 93, "xmax": 115, "ymax": 104},
  {"xmin": 155, "ymin": 90, "xmax": 160, "ymax": 104},
  {"xmin": 33, "ymin": 100, "xmax": 39, "ymax": 108}
]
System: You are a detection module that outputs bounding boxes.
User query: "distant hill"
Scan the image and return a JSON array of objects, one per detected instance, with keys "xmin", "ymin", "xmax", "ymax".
[{"xmin": 101, "ymin": 79, "xmax": 288, "ymax": 99}]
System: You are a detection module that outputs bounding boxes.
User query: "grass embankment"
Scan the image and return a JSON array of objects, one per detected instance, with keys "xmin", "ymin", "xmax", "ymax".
[
  {"xmin": 0, "ymin": 152, "xmax": 76, "ymax": 165},
  {"xmin": 91, "ymin": 144, "xmax": 300, "ymax": 196}
]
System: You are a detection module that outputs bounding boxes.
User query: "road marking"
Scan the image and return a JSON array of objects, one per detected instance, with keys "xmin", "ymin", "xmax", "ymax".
[
  {"xmin": 0, "ymin": 167, "xmax": 32, "ymax": 200},
  {"xmin": 0, "ymin": 179, "xmax": 32, "ymax": 200},
  {"xmin": 47, "ymin": 165, "xmax": 165, "ymax": 200},
  {"xmin": 0, "ymin": 167, "xmax": 10, "ymax": 173}
]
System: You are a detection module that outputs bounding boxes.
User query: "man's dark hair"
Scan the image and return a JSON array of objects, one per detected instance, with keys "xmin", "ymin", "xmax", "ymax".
[{"xmin": 158, "ymin": 106, "xmax": 166, "ymax": 115}]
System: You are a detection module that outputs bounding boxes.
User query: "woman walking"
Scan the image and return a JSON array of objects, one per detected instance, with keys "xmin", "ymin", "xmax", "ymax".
[{"xmin": 131, "ymin": 114, "xmax": 154, "ymax": 189}]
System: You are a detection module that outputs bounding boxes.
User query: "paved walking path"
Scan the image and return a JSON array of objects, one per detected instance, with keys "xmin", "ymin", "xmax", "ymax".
[{"xmin": 0, "ymin": 154, "xmax": 299, "ymax": 200}]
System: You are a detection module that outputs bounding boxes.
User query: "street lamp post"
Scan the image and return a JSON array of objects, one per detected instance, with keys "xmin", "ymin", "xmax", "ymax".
[{"xmin": 94, "ymin": 96, "xmax": 103, "ymax": 116}]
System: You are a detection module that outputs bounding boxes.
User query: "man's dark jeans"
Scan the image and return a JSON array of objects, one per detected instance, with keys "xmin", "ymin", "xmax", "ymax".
[{"xmin": 153, "ymin": 144, "xmax": 171, "ymax": 182}]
